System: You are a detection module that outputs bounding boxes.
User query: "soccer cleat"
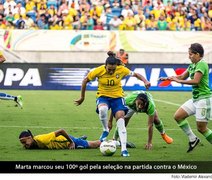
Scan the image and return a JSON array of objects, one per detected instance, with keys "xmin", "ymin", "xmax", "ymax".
[
  {"xmin": 161, "ymin": 133, "xmax": 173, "ymax": 144},
  {"xmin": 79, "ymin": 135, "xmax": 87, "ymax": 140},
  {"xmin": 15, "ymin": 95, "xmax": 23, "ymax": 108},
  {"xmin": 99, "ymin": 131, "xmax": 109, "ymax": 142},
  {"xmin": 187, "ymin": 137, "xmax": 200, "ymax": 153},
  {"xmin": 121, "ymin": 150, "xmax": 130, "ymax": 157},
  {"xmin": 126, "ymin": 141, "xmax": 136, "ymax": 148}
]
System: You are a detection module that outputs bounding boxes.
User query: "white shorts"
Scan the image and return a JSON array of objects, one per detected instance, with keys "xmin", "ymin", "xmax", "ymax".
[{"xmin": 181, "ymin": 97, "xmax": 212, "ymax": 122}]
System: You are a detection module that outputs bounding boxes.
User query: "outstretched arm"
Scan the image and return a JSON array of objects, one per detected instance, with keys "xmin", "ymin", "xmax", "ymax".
[
  {"xmin": 170, "ymin": 71, "xmax": 202, "ymax": 85},
  {"xmin": 74, "ymin": 76, "xmax": 90, "ymax": 106},
  {"xmin": 159, "ymin": 70, "xmax": 202, "ymax": 85},
  {"xmin": 133, "ymin": 72, "xmax": 151, "ymax": 89},
  {"xmin": 54, "ymin": 129, "xmax": 75, "ymax": 149},
  {"xmin": 158, "ymin": 70, "xmax": 189, "ymax": 81}
]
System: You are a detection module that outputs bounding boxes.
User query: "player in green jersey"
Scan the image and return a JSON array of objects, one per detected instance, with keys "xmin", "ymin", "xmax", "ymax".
[
  {"xmin": 159, "ymin": 43, "xmax": 212, "ymax": 152},
  {"xmin": 109, "ymin": 91, "xmax": 173, "ymax": 150}
]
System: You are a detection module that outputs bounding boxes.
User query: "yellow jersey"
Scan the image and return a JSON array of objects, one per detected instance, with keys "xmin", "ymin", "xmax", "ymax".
[
  {"xmin": 87, "ymin": 65, "xmax": 131, "ymax": 98},
  {"xmin": 34, "ymin": 132, "xmax": 70, "ymax": 149}
]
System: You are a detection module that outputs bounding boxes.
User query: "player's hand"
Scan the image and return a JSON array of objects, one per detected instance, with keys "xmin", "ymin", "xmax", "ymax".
[
  {"xmin": 108, "ymin": 121, "xmax": 113, "ymax": 131},
  {"xmin": 169, "ymin": 76, "xmax": 180, "ymax": 83},
  {"xmin": 74, "ymin": 97, "xmax": 84, "ymax": 106},
  {"xmin": 69, "ymin": 142, "xmax": 75, "ymax": 150},
  {"xmin": 144, "ymin": 81, "xmax": 151, "ymax": 89},
  {"xmin": 144, "ymin": 143, "xmax": 153, "ymax": 150}
]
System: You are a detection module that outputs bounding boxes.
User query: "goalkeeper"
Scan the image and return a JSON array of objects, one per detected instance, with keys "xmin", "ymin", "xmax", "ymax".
[{"xmin": 109, "ymin": 91, "xmax": 173, "ymax": 150}]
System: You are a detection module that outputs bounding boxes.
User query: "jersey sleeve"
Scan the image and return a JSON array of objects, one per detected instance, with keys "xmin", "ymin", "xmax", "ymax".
[
  {"xmin": 122, "ymin": 66, "xmax": 132, "ymax": 76},
  {"xmin": 195, "ymin": 61, "xmax": 207, "ymax": 75},
  {"xmin": 87, "ymin": 68, "xmax": 97, "ymax": 81}
]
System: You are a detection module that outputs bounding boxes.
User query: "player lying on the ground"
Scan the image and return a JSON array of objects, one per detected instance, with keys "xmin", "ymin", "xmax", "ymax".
[
  {"xmin": 109, "ymin": 91, "xmax": 173, "ymax": 150},
  {"xmin": 0, "ymin": 51, "xmax": 23, "ymax": 108},
  {"xmin": 19, "ymin": 129, "xmax": 135, "ymax": 150}
]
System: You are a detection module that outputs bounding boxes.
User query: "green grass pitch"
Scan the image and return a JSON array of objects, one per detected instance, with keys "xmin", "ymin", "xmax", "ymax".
[{"xmin": 0, "ymin": 90, "xmax": 211, "ymax": 161}]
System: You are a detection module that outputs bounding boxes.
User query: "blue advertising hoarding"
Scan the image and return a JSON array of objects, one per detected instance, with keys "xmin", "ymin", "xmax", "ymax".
[{"xmin": 0, "ymin": 63, "xmax": 211, "ymax": 91}]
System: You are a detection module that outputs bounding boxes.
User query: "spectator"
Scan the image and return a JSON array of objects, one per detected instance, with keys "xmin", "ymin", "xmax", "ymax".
[
  {"xmin": 13, "ymin": 2, "xmax": 26, "ymax": 16},
  {"xmin": 116, "ymin": 49, "xmax": 129, "ymax": 65},
  {"xmin": 24, "ymin": 13, "xmax": 34, "ymax": 29},
  {"xmin": 123, "ymin": 12, "xmax": 136, "ymax": 30},
  {"xmin": 61, "ymin": 9, "xmax": 73, "ymax": 30},
  {"xmin": 157, "ymin": 14, "xmax": 168, "ymax": 30},
  {"xmin": 25, "ymin": 0, "xmax": 36, "ymax": 13},
  {"xmin": 72, "ymin": 15, "xmax": 81, "ymax": 30},
  {"xmin": 5, "ymin": 11, "xmax": 15, "ymax": 23},
  {"xmin": 145, "ymin": 14, "xmax": 157, "ymax": 30},
  {"xmin": 121, "ymin": 3, "xmax": 134, "ymax": 18},
  {"xmin": 0, "ymin": 2, "xmax": 4, "ymax": 15},
  {"xmin": 109, "ymin": 15, "xmax": 122, "ymax": 30},
  {"xmin": 94, "ymin": 18, "xmax": 104, "ymax": 30},
  {"xmin": 37, "ymin": 13, "xmax": 49, "ymax": 29},
  {"xmin": 134, "ymin": 8, "xmax": 146, "ymax": 30},
  {"xmin": 15, "ymin": 15, "xmax": 25, "ymax": 29}
]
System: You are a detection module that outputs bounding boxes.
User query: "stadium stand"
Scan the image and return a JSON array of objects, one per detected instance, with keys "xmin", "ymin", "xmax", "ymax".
[{"xmin": 0, "ymin": 0, "xmax": 211, "ymax": 31}]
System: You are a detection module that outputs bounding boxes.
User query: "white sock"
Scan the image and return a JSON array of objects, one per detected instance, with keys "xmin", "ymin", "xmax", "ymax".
[
  {"xmin": 117, "ymin": 118, "xmax": 127, "ymax": 152},
  {"xmin": 98, "ymin": 105, "xmax": 109, "ymax": 132},
  {"xmin": 113, "ymin": 140, "xmax": 121, "ymax": 147}
]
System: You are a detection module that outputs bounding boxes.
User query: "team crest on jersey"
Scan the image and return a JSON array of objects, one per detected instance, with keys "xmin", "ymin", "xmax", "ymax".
[{"xmin": 116, "ymin": 74, "xmax": 120, "ymax": 79}]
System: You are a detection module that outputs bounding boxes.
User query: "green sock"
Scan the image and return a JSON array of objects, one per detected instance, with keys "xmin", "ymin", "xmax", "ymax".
[
  {"xmin": 177, "ymin": 120, "xmax": 196, "ymax": 142},
  {"xmin": 113, "ymin": 126, "xmax": 119, "ymax": 140},
  {"xmin": 155, "ymin": 120, "xmax": 164, "ymax": 134},
  {"xmin": 203, "ymin": 129, "xmax": 212, "ymax": 144}
]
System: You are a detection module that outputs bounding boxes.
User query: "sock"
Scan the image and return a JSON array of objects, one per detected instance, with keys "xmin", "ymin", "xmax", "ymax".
[
  {"xmin": 117, "ymin": 118, "xmax": 127, "ymax": 152},
  {"xmin": 0, "ymin": 93, "xmax": 15, "ymax": 101},
  {"xmin": 113, "ymin": 126, "xmax": 119, "ymax": 140},
  {"xmin": 177, "ymin": 120, "xmax": 196, "ymax": 142},
  {"xmin": 98, "ymin": 106, "xmax": 109, "ymax": 132},
  {"xmin": 203, "ymin": 129, "xmax": 212, "ymax": 144},
  {"xmin": 155, "ymin": 120, "xmax": 165, "ymax": 134},
  {"xmin": 113, "ymin": 140, "xmax": 121, "ymax": 147}
]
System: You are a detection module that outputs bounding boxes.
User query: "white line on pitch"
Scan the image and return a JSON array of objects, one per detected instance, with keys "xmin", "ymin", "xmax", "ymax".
[
  {"xmin": 0, "ymin": 125, "xmax": 182, "ymax": 131},
  {"xmin": 154, "ymin": 99, "xmax": 181, "ymax": 107}
]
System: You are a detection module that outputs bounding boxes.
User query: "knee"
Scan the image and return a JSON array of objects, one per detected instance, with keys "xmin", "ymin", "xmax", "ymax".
[
  {"xmin": 173, "ymin": 113, "xmax": 181, "ymax": 122},
  {"xmin": 98, "ymin": 106, "xmax": 108, "ymax": 118}
]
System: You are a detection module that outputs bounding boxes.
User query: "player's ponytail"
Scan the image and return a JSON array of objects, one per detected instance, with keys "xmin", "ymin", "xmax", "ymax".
[{"xmin": 106, "ymin": 51, "xmax": 122, "ymax": 65}]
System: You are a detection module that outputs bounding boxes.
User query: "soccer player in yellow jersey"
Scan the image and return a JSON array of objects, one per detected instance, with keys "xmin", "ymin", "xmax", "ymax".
[
  {"xmin": 19, "ymin": 129, "xmax": 101, "ymax": 150},
  {"xmin": 74, "ymin": 52, "xmax": 151, "ymax": 157},
  {"xmin": 0, "ymin": 51, "xmax": 23, "ymax": 108}
]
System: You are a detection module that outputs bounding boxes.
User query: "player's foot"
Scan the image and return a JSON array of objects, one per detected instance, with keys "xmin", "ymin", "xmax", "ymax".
[
  {"xmin": 126, "ymin": 141, "xmax": 136, "ymax": 148},
  {"xmin": 187, "ymin": 137, "xmax": 200, "ymax": 153},
  {"xmin": 161, "ymin": 133, "xmax": 173, "ymax": 144},
  {"xmin": 99, "ymin": 131, "xmax": 109, "ymax": 142},
  {"xmin": 79, "ymin": 135, "xmax": 87, "ymax": 140},
  {"xmin": 15, "ymin": 95, "xmax": 23, "ymax": 108},
  {"xmin": 121, "ymin": 150, "xmax": 130, "ymax": 157}
]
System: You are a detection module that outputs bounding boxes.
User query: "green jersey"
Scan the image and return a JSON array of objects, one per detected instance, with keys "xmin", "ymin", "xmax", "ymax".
[
  {"xmin": 125, "ymin": 91, "xmax": 155, "ymax": 116},
  {"xmin": 187, "ymin": 60, "xmax": 212, "ymax": 100}
]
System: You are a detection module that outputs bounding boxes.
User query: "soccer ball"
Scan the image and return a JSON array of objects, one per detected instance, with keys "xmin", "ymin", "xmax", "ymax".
[{"xmin": 100, "ymin": 140, "xmax": 116, "ymax": 156}]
